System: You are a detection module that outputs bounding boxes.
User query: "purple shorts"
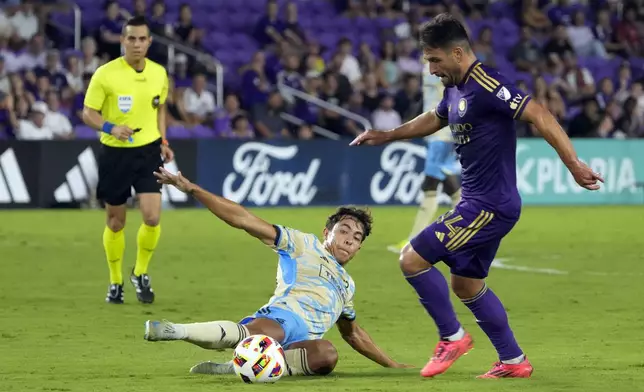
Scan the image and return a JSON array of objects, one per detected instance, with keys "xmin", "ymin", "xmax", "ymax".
[{"xmin": 410, "ymin": 200, "xmax": 517, "ymax": 279}]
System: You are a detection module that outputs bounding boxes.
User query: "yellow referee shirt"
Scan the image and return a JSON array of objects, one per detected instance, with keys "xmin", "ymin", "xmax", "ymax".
[{"xmin": 84, "ymin": 57, "xmax": 168, "ymax": 148}]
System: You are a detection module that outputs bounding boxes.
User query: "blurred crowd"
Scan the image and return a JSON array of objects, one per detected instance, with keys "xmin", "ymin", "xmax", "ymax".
[{"xmin": 0, "ymin": 0, "xmax": 643, "ymax": 141}]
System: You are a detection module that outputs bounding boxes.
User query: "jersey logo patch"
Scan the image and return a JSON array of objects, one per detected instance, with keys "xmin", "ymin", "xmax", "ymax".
[
  {"xmin": 118, "ymin": 95, "xmax": 133, "ymax": 113},
  {"xmin": 435, "ymin": 231, "xmax": 445, "ymax": 242},
  {"xmin": 457, "ymin": 98, "xmax": 467, "ymax": 117},
  {"xmin": 152, "ymin": 95, "xmax": 160, "ymax": 109},
  {"xmin": 496, "ymin": 86, "xmax": 511, "ymax": 101},
  {"xmin": 510, "ymin": 94, "xmax": 523, "ymax": 110}
]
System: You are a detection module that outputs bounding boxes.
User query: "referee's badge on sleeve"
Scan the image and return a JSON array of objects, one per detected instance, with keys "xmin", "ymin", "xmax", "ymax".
[
  {"xmin": 152, "ymin": 95, "xmax": 160, "ymax": 108},
  {"xmin": 118, "ymin": 95, "xmax": 133, "ymax": 113}
]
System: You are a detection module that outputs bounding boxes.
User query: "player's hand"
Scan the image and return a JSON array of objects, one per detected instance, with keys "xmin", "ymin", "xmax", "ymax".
[
  {"xmin": 161, "ymin": 144, "xmax": 174, "ymax": 163},
  {"xmin": 568, "ymin": 160, "xmax": 604, "ymax": 190},
  {"xmin": 111, "ymin": 125, "xmax": 134, "ymax": 141},
  {"xmin": 153, "ymin": 167, "xmax": 194, "ymax": 193},
  {"xmin": 349, "ymin": 129, "xmax": 392, "ymax": 146}
]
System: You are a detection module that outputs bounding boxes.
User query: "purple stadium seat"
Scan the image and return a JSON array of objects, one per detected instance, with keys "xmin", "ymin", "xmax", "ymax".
[
  {"xmin": 191, "ymin": 125, "xmax": 216, "ymax": 138},
  {"xmin": 167, "ymin": 126, "xmax": 192, "ymax": 139},
  {"xmin": 75, "ymin": 126, "xmax": 98, "ymax": 139}
]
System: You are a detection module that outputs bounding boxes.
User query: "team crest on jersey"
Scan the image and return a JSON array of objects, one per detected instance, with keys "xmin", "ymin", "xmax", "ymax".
[
  {"xmin": 118, "ymin": 95, "xmax": 133, "ymax": 113},
  {"xmin": 457, "ymin": 98, "xmax": 467, "ymax": 117},
  {"xmin": 152, "ymin": 95, "xmax": 160, "ymax": 108},
  {"xmin": 496, "ymin": 86, "xmax": 511, "ymax": 101}
]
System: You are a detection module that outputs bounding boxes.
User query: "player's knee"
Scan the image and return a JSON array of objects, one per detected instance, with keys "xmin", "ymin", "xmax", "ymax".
[
  {"xmin": 450, "ymin": 275, "xmax": 485, "ymax": 299},
  {"xmin": 310, "ymin": 341, "xmax": 338, "ymax": 375},
  {"xmin": 142, "ymin": 214, "xmax": 160, "ymax": 227},
  {"xmin": 399, "ymin": 243, "xmax": 431, "ymax": 275},
  {"xmin": 106, "ymin": 214, "xmax": 125, "ymax": 232}
]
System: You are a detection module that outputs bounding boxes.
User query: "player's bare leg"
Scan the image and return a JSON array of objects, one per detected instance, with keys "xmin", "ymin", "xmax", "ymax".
[
  {"xmin": 451, "ymin": 275, "xmax": 533, "ymax": 379},
  {"xmin": 130, "ymin": 193, "xmax": 162, "ymax": 304},
  {"xmin": 144, "ymin": 318, "xmax": 337, "ymax": 376},
  {"xmin": 399, "ymin": 244, "xmax": 473, "ymax": 377},
  {"xmin": 104, "ymin": 203, "xmax": 127, "ymax": 304}
]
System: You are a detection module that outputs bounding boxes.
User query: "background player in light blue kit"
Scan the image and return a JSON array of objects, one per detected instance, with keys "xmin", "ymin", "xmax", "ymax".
[
  {"xmin": 144, "ymin": 167, "xmax": 409, "ymax": 377},
  {"xmin": 388, "ymin": 72, "xmax": 462, "ymax": 254}
]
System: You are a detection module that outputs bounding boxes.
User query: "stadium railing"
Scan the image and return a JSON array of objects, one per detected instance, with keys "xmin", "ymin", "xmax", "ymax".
[
  {"xmin": 280, "ymin": 112, "xmax": 340, "ymax": 140},
  {"xmin": 151, "ymin": 33, "xmax": 224, "ymax": 108},
  {"xmin": 277, "ymin": 82, "xmax": 373, "ymax": 132}
]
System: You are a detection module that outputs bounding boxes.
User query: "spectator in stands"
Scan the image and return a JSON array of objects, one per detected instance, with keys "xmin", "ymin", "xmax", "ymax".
[
  {"xmin": 628, "ymin": 82, "xmax": 644, "ymax": 117},
  {"xmin": 71, "ymin": 72, "xmax": 91, "ymax": 125},
  {"xmin": 293, "ymin": 72, "xmax": 321, "ymax": 128},
  {"xmin": 597, "ymin": 100, "xmax": 623, "ymax": 138},
  {"xmin": 372, "ymin": 94, "xmax": 401, "ymax": 130},
  {"xmin": 38, "ymin": 50, "xmax": 67, "ymax": 91},
  {"xmin": 358, "ymin": 42, "xmax": 377, "ymax": 75},
  {"xmin": 543, "ymin": 25, "xmax": 574, "ymax": 71},
  {"xmin": 379, "ymin": 0, "xmax": 403, "ymax": 19},
  {"xmin": 251, "ymin": 90, "xmax": 290, "ymax": 138},
  {"xmin": 319, "ymin": 72, "xmax": 346, "ymax": 134},
  {"xmin": 33, "ymin": 74, "xmax": 51, "ymax": 102},
  {"xmin": 172, "ymin": 53, "xmax": 192, "ymax": 88},
  {"xmin": 361, "ymin": 72, "xmax": 381, "ymax": 113},
  {"xmin": 614, "ymin": 62, "xmax": 632, "ymax": 103},
  {"xmin": 163, "ymin": 77, "xmax": 185, "ymax": 127},
  {"xmin": 615, "ymin": 97, "xmax": 644, "ymax": 138},
  {"xmin": 344, "ymin": 90, "xmax": 370, "ymax": 137},
  {"xmin": 10, "ymin": 73, "xmax": 34, "ymax": 107},
  {"xmin": 0, "ymin": 7, "xmax": 13, "ymax": 40},
  {"xmin": 132, "ymin": 0, "xmax": 147, "ymax": 18},
  {"xmin": 183, "ymin": 73, "xmax": 215, "ymax": 126},
  {"xmin": 568, "ymin": 98, "xmax": 601, "ymax": 138},
  {"xmin": 546, "ymin": 87, "xmax": 567, "ymax": 124},
  {"xmin": 520, "ymin": 0, "xmax": 551, "ymax": 34},
  {"xmin": 98, "ymin": 1, "xmax": 125, "ymax": 60},
  {"xmin": 44, "ymin": 91, "xmax": 73, "ymax": 139},
  {"xmin": 214, "ymin": 93, "xmax": 245, "ymax": 137},
  {"xmin": 14, "ymin": 101, "xmax": 53, "ymax": 140},
  {"xmin": 240, "ymin": 51, "xmax": 270, "ymax": 110},
  {"xmin": 377, "ymin": 40, "xmax": 400, "ymax": 90},
  {"xmin": 325, "ymin": 53, "xmax": 352, "ymax": 103},
  {"xmin": 596, "ymin": 77, "xmax": 614, "ymax": 109},
  {"xmin": 546, "ymin": 0, "xmax": 575, "ymax": 26},
  {"xmin": 566, "ymin": 10, "xmax": 607, "ymax": 58},
  {"xmin": 617, "ymin": 7, "xmax": 643, "ymax": 57},
  {"xmin": 594, "ymin": 9, "xmax": 626, "ymax": 58},
  {"xmin": 0, "ymin": 57, "xmax": 9, "ymax": 95},
  {"xmin": 337, "ymin": 38, "xmax": 362, "ymax": 85},
  {"xmin": 396, "ymin": 38, "xmax": 422, "ymax": 75},
  {"xmin": 283, "ymin": 2, "xmax": 306, "ymax": 48},
  {"xmin": 19, "ymin": 33, "xmax": 47, "ymax": 72},
  {"xmin": 303, "ymin": 41, "xmax": 325, "ymax": 73},
  {"xmin": 394, "ymin": 73, "xmax": 422, "ymax": 121},
  {"xmin": 276, "ymin": 53, "xmax": 303, "ymax": 105},
  {"xmin": 64, "ymin": 54, "xmax": 83, "ymax": 93},
  {"xmin": 472, "ymin": 26, "xmax": 495, "ymax": 67},
  {"xmin": 532, "ymin": 75, "xmax": 548, "ymax": 105},
  {"xmin": 510, "ymin": 26, "xmax": 544, "ymax": 73},
  {"xmin": 227, "ymin": 114, "xmax": 255, "ymax": 139},
  {"xmin": 253, "ymin": 0, "xmax": 284, "ymax": 48},
  {"xmin": 174, "ymin": 3, "xmax": 203, "ymax": 49},
  {"xmin": 81, "ymin": 37, "xmax": 100, "ymax": 73},
  {"xmin": 148, "ymin": 0, "xmax": 171, "ymax": 65},
  {"xmin": 9, "ymin": 0, "xmax": 39, "ymax": 44},
  {"xmin": 562, "ymin": 52, "xmax": 596, "ymax": 102}
]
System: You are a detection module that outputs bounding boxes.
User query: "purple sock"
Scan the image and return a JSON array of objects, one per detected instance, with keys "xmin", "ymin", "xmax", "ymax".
[
  {"xmin": 405, "ymin": 268, "xmax": 461, "ymax": 338},
  {"xmin": 463, "ymin": 285, "xmax": 524, "ymax": 361}
]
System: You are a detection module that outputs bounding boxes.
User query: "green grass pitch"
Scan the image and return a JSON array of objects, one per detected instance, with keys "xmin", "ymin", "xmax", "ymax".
[{"xmin": 1, "ymin": 206, "xmax": 643, "ymax": 391}]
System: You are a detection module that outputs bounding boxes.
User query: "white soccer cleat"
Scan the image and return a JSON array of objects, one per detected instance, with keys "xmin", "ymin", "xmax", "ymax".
[
  {"xmin": 189, "ymin": 361, "xmax": 235, "ymax": 375},
  {"xmin": 144, "ymin": 319, "xmax": 177, "ymax": 341}
]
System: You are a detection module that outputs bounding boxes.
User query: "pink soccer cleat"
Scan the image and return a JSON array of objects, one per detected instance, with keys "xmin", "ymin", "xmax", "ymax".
[{"xmin": 420, "ymin": 332, "xmax": 474, "ymax": 377}]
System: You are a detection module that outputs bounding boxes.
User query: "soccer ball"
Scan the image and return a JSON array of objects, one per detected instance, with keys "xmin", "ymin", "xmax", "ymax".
[{"xmin": 232, "ymin": 335, "xmax": 286, "ymax": 383}]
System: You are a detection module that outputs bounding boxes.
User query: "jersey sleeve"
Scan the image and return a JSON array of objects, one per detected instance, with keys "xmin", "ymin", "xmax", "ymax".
[
  {"xmin": 84, "ymin": 67, "xmax": 106, "ymax": 111},
  {"xmin": 271, "ymin": 225, "xmax": 310, "ymax": 257},
  {"xmin": 340, "ymin": 300, "xmax": 356, "ymax": 321},
  {"xmin": 472, "ymin": 66, "xmax": 531, "ymax": 120},
  {"xmin": 435, "ymin": 89, "xmax": 449, "ymax": 119},
  {"xmin": 160, "ymin": 70, "xmax": 169, "ymax": 105}
]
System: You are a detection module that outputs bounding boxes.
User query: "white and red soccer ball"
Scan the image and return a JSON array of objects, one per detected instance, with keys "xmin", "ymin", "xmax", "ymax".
[{"xmin": 232, "ymin": 335, "xmax": 286, "ymax": 383}]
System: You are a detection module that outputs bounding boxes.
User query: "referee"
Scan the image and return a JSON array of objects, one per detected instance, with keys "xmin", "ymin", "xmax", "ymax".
[{"xmin": 82, "ymin": 16, "xmax": 174, "ymax": 305}]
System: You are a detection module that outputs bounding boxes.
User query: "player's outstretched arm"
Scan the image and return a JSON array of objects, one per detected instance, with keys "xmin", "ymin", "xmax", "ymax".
[
  {"xmin": 350, "ymin": 110, "xmax": 447, "ymax": 146},
  {"xmin": 520, "ymin": 100, "xmax": 604, "ymax": 190},
  {"xmin": 336, "ymin": 318, "xmax": 412, "ymax": 368},
  {"xmin": 153, "ymin": 167, "xmax": 277, "ymax": 245}
]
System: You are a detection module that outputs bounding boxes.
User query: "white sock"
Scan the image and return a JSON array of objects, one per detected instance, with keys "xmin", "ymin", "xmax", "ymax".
[
  {"xmin": 175, "ymin": 321, "xmax": 249, "ymax": 350},
  {"xmin": 450, "ymin": 188, "xmax": 461, "ymax": 206},
  {"xmin": 444, "ymin": 327, "xmax": 466, "ymax": 342},
  {"xmin": 409, "ymin": 191, "xmax": 438, "ymax": 239},
  {"xmin": 502, "ymin": 354, "xmax": 525, "ymax": 365},
  {"xmin": 284, "ymin": 348, "xmax": 314, "ymax": 376}
]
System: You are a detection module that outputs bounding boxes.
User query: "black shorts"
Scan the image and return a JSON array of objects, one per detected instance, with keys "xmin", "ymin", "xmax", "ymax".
[{"xmin": 97, "ymin": 139, "xmax": 163, "ymax": 206}]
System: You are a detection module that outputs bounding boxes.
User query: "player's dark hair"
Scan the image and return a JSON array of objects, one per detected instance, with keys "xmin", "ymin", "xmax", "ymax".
[
  {"xmin": 419, "ymin": 13, "xmax": 470, "ymax": 50},
  {"xmin": 122, "ymin": 16, "xmax": 149, "ymax": 35},
  {"xmin": 326, "ymin": 206, "xmax": 373, "ymax": 241}
]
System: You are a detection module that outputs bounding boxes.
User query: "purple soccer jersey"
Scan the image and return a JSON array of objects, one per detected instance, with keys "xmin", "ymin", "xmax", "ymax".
[{"xmin": 411, "ymin": 61, "xmax": 531, "ymax": 279}]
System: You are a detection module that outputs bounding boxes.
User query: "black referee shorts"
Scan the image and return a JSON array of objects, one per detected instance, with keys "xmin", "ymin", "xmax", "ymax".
[{"xmin": 96, "ymin": 138, "xmax": 163, "ymax": 206}]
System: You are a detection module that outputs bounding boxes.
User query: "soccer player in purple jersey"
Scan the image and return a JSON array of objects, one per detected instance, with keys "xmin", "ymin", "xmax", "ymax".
[{"xmin": 351, "ymin": 13, "xmax": 603, "ymax": 379}]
